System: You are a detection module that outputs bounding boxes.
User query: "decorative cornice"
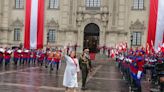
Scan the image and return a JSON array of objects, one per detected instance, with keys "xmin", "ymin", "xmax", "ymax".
[
  {"xmin": 106, "ymin": 30, "xmax": 128, "ymax": 35},
  {"xmin": 77, "ymin": 6, "xmax": 109, "ymax": 15},
  {"xmin": 46, "ymin": 18, "xmax": 59, "ymax": 28},
  {"xmin": 129, "ymin": 19, "xmax": 145, "ymax": 30},
  {"xmin": 0, "ymin": 27, "xmax": 10, "ymax": 32},
  {"xmin": 10, "ymin": 18, "xmax": 24, "ymax": 27}
]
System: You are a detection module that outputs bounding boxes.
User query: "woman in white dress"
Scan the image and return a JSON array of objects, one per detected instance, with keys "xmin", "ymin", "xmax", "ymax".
[{"xmin": 63, "ymin": 49, "xmax": 80, "ymax": 92}]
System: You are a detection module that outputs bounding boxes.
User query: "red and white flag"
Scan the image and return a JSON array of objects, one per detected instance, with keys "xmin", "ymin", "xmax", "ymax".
[
  {"xmin": 147, "ymin": 0, "xmax": 164, "ymax": 51},
  {"xmin": 24, "ymin": 0, "xmax": 44, "ymax": 49}
]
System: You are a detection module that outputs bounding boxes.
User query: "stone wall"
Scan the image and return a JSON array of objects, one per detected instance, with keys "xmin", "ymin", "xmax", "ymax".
[{"xmin": 0, "ymin": 0, "xmax": 149, "ymax": 52}]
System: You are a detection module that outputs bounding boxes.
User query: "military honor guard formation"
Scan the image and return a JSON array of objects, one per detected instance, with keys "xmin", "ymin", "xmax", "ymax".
[
  {"xmin": 0, "ymin": 42, "xmax": 164, "ymax": 92},
  {"xmin": 0, "ymin": 46, "xmax": 93, "ymax": 92},
  {"xmin": 112, "ymin": 43, "xmax": 164, "ymax": 92}
]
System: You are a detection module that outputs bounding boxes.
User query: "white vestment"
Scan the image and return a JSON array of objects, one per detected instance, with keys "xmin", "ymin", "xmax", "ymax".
[{"xmin": 63, "ymin": 55, "xmax": 80, "ymax": 88}]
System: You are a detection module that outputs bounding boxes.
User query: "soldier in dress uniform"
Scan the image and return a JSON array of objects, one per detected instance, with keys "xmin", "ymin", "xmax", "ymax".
[
  {"xmin": 31, "ymin": 50, "xmax": 37, "ymax": 65},
  {"xmin": 129, "ymin": 50, "xmax": 144, "ymax": 92},
  {"xmin": 27, "ymin": 50, "xmax": 31, "ymax": 64},
  {"xmin": 22, "ymin": 49, "xmax": 26, "ymax": 65},
  {"xmin": 38, "ymin": 49, "xmax": 45, "ymax": 66},
  {"xmin": 54, "ymin": 49, "xmax": 61, "ymax": 72},
  {"xmin": 79, "ymin": 48, "xmax": 92, "ymax": 90},
  {"xmin": 0, "ymin": 48, "xmax": 5, "ymax": 66},
  {"xmin": 13, "ymin": 48, "xmax": 20, "ymax": 66},
  {"xmin": 4, "ymin": 48, "xmax": 12, "ymax": 66},
  {"xmin": 47, "ymin": 49, "xmax": 55, "ymax": 70},
  {"xmin": 45, "ymin": 50, "xmax": 50, "ymax": 68}
]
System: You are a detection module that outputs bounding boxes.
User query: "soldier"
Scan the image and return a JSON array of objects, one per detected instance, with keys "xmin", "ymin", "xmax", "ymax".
[
  {"xmin": 0, "ymin": 48, "xmax": 4, "ymax": 66},
  {"xmin": 22, "ymin": 49, "xmax": 27, "ymax": 65},
  {"xmin": 27, "ymin": 50, "xmax": 31, "ymax": 64},
  {"xmin": 38, "ymin": 49, "xmax": 45, "ymax": 66},
  {"xmin": 47, "ymin": 49, "xmax": 55, "ymax": 70},
  {"xmin": 54, "ymin": 50, "xmax": 61, "ymax": 72},
  {"xmin": 13, "ymin": 48, "xmax": 20, "ymax": 66},
  {"xmin": 32, "ymin": 50, "xmax": 37, "ymax": 65},
  {"xmin": 129, "ymin": 51, "xmax": 144, "ymax": 92},
  {"xmin": 4, "ymin": 48, "xmax": 12, "ymax": 66},
  {"xmin": 79, "ymin": 48, "xmax": 92, "ymax": 90},
  {"xmin": 45, "ymin": 50, "xmax": 50, "ymax": 68}
]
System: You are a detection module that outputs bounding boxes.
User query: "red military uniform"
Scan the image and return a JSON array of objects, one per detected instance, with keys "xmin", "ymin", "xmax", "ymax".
[
  {"xmin": 4, "ymin": 50, "xmax": 12, "ymax": 66},
  {"xmin": 38, "ymin": 52, "xmax": 45, "ymax": 61},
  {"xmin": 4, "ymin": 51, "xmax": 11, "ymax": 60},
  {"xmin": 129, "ymin": 51, "xmax": 144, "ymax": 92},
  {"xmin": 54, "ymin": 51, "xmax": 61, "ymax": 63},
  {"xmin": 0, "ymin": 51, "xmax": 4, "ymax": 65},
  {"xmin": 14, "ymin": 50, "xmax": 20, "ymax": 58},
  {"xmin": 38, "ymin": 52, "xmax": 45, "ymax": 66},
  {"xmin": 13, "ymin": 50, "xmax": 20, "ymax": 65}
]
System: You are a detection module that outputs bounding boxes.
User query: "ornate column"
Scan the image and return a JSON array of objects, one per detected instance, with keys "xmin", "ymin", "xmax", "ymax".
[
  {"xmin": 100, "ymin": 6, "xmax": 109, "ymax": 47},
  {"xmin": 76, "ymin": 6, "xmax": 84, "ymax": 53}
]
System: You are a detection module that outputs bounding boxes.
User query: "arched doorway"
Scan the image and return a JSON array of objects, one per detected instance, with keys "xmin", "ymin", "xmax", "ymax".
[{"xmin": 83, "ymin": 23, "xmax": 100, "ymax": 53}]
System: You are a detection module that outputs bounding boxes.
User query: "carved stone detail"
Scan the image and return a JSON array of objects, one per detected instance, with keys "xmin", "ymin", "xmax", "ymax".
[
  {"xmin": 129, "ymin": 19, "xmax": 145, "ymax": 30},
  {"xmin": 46, "ymin": 18, "xmax": 59, "ymax": 28},
  {"xmin": 76, "ymin": 6, "xmax": 109, "ymax": 27},
  {"xmin": 10, "ymin": 18, "xmax": 24, "ymax": 27}
]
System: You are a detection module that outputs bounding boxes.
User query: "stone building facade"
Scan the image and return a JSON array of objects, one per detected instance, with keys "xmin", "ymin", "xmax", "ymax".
[{"xmin": 0, "ymin": 0, "xmax": 149, "ymax": 52}]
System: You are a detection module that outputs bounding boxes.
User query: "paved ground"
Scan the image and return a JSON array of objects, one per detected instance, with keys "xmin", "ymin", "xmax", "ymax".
[{"xmin": 0, "ymin": 55, "xmax": 151, "ymax": 92}]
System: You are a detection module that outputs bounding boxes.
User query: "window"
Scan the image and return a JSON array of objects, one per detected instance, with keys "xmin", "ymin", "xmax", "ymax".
[
  {"xmin": 48, "ymin": 29, "xmax": 56, "ymax": 42},
  {"xmin": 15, "ymin": 0, "xmax": 24, "ymax": 9},
  {"xmin": 85, "ymin": 0, "xmax": 100, "ymax": 9},
  {"xmin": 132, "ymin": 32, "xmax": 141, "ymax": 46},
  {"xmin": 133, "ymin": 0, "xmax": 144, "ymax": 10},
  {"xmin": 49, "ymin": 0, "xmax": 59, "ymax": 9},
  {"xmin": 14, "ymin": 28, "xmax": 20, "ymax": 41}
]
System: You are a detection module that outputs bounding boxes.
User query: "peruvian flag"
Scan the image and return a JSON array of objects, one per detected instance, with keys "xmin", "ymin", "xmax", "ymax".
[
  {"xmin": 147, "ymin": 0, "xmax": 164, "ymax": 51},
  {"xmin": 24, "ymin": 0, "xmax": 44, "ymax": 49}
]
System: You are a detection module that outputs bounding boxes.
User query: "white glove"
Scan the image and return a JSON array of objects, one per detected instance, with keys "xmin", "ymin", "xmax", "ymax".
[
  {"xmin": 128, "ymin": 59, "xmax": 132, "ymax": 63},
  {"xmin": 145, "ymin": 58, "xmax": 148, "ymax": 61},
  {"xmin": 125, "ymin": 58, "xmax": 128, "ymax": 62},
  {"xmin": 137, "ymin": 71, "xmax": 142, "ymax": 79},
  {"xmin": 120, "ymin": 56, "xmax": 124, "ymax": 60}
]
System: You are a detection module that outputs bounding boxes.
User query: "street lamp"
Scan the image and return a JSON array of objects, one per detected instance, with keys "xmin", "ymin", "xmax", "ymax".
[
  {"xmin": 47, "ymin": 32, "xmax": 49, "ymax": 45},
  {"xmin": 74, "ymin": 43, "xmax": 77, "ymax": 53},
  {"xmin": 130, "ymin": 33, "xmax": 133, "ymax": 48}
]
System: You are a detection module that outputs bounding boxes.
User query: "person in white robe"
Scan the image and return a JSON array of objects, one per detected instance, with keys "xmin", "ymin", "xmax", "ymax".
[{"xmin": 62, "ymin": 49, "xmax": 80, "ymax": 92}]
